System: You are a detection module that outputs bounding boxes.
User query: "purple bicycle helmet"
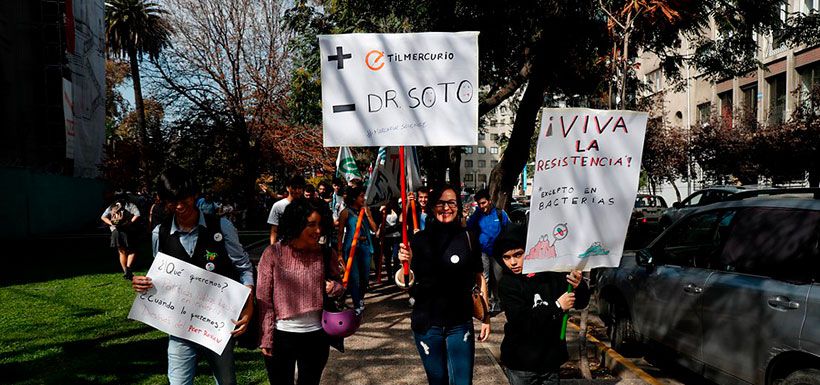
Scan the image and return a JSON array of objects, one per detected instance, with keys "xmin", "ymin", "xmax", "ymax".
[{"xmin": 322, "ymin": 309, "xmax": 361, "ymax": 338}]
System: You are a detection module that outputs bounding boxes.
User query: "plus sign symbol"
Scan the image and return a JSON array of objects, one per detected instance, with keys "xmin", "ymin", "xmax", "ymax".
[{"xmin": 327, "ymin": 46, "xmax": 352, "ymax": 70}]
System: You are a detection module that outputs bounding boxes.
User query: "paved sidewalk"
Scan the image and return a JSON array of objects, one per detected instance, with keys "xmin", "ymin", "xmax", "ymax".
[
  {"xmin": 247, "ymin": 242, "xmax": 647, "ymax": 385},
  {"xmin": 320, "ymin": 282, "xmax": 507, "ymax": 385}
]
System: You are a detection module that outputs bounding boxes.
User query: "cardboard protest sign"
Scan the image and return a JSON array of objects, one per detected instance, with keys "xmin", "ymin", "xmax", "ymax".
[
  {"xmin": 522, "ymin": 108, "xmax": 647, "ymax": 273},
  {"xmin": 320, "ymin": 32, "xmax": 479, "ymax": 147},
  {"xmin": 365, "ymin": 146, "xmax": 423, "ymax": 206},
  {"xmin": 128, "ymin": 252, "xmax": 251, "ymax": 354}
]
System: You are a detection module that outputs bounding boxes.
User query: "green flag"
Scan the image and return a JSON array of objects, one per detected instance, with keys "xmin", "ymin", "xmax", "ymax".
[{"xmin": 336, "ymin": 146, "xmax": 362, "ymax": 182}]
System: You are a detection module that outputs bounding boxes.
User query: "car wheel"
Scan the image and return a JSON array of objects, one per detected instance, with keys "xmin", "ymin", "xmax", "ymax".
[
  {"xmin": 609, "ymin": 305, "xmax": 639, "ymax": 356},
  {"xmin": 781, "ymin": 369, "xmax": 820, "ymax": 385}
]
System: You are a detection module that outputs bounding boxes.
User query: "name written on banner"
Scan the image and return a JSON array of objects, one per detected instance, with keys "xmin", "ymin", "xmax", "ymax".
[{"xmin": 128, "ymin": 253, "xmax": 250, "ymax": 355}]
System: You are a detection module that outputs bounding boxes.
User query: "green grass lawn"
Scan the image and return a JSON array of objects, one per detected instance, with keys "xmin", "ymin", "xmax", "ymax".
[{"xmin": 1, "ymin": 233, "xmax": 269, "ymax": 384}]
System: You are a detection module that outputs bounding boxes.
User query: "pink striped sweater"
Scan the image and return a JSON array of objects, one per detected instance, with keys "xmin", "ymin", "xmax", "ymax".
[{"xmin": 256, "ymin": 242, "xmax": 344, "ymax": 349}]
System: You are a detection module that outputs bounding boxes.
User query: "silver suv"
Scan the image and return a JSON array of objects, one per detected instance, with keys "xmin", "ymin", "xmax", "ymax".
[{"xmin": 597, "ymin": 188, "xmax": 820, "ymax": 385}]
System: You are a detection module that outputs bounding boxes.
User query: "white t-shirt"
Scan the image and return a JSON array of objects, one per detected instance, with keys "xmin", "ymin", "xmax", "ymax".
[
  {"xmin": 267, "ymin": 198, "xmax": 290, "ymax": 225},
  {"xmin": 275, "ymin": 310, "xmax": 322, "ymax": 333}
]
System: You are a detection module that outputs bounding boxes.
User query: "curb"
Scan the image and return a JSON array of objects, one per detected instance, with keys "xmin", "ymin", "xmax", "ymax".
[
  {"xmin": 478, "ymin": 340, "xmax": 508, "ymax": 382},
  {"xmin": 567, "ymin": 322, "xmax": 664, "ymax": 385}
]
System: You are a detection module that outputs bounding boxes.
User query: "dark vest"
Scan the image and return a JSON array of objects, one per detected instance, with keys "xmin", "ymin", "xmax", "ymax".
[{"xmin": 158, "ymin": 214, "xmax": 238, "ymax": 281}]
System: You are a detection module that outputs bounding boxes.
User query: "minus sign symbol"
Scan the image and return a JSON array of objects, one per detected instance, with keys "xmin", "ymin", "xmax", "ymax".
[{"xmin": 332, "ymin": 104, "xmax": 356, "ymax": 113}]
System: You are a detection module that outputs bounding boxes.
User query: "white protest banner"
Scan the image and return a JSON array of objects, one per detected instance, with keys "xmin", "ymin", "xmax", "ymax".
[
  {"xmin": 523, "ymin": 108, "xmax": 647, "ymax": 273},
  {"xmin": 365, "ymin": 146, "xmax": 423, "ymax": 206},
  {"xmin": 320, "ymin": 32, "xmax": 479, "ymax": 147},
  {"xmin": 128, "ymin": 252, "xmax": 251, "ymax": 355}
]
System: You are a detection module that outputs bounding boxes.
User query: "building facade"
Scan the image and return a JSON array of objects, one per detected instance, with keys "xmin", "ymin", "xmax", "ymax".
[
  {"xmin": 460, "ymin": 102, "xmax": 515, "ymax": 192},
  {"xmin": 0, "ymin": 0, "xmax": 107, "ymax": 238},
  {"xmin": 635, "ymin": 0, "xmax": 820, "ymax": 203}
]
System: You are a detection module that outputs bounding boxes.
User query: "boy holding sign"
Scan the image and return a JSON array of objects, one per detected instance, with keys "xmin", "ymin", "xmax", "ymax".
[
  {"xmin": 132, "ymin": 166, "xmax": 255, "ymax": 385},
  {"xmin": 495, "ymin": 224, "xmax": 589, "ymax": 385}
]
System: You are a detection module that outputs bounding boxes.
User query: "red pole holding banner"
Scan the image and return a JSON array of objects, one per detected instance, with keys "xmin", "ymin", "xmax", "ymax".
[
  {"xmin": 343, "ymin": 207, "xmax": 366, "ymax": 288},
  {"xmin": 399, "ymin": 146, "xmax": 411, "ymax": 288}
]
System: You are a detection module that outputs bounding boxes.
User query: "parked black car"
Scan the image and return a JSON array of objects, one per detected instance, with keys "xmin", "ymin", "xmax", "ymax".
[{"xmin": 597, "ymin": 188, "xmax": 820, "ymax": 385}]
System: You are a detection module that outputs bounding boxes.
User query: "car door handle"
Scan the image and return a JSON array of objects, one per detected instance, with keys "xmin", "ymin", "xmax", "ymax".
[
  {"xmin": 768, "ymin": 296, "xmax": 800, "ymax": 310},
  {"xmin": 683, "ymin": 283, "xmax": 703, "ymax": 294}
]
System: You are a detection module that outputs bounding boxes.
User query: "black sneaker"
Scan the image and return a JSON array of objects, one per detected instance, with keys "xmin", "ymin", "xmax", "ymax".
[{"xmin": 123, "ymin": 270, "xmax": 134, "ymax": 281}]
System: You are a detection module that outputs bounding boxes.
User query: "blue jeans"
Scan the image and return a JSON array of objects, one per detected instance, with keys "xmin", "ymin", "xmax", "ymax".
[
  {"xmin": 505, "ymin": 369, "xmax": 560, "ymax": 385},
  {"xmin": 167, "ymin": 336, "xmax": 236, "ymax": 385},
  {"xmin": 343, "ymin": 243, "xmax": 372, "ymax": 307},
  {"xmin": 413, "ymin": 322, "xmax": 475, "ymax": 385}
]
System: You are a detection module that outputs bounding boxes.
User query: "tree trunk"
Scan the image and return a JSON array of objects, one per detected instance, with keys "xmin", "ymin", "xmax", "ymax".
[
  {"xmin": 489, "ymin": 48, "xmax": 549, "ymax": 210},
  {"xmin": 669, "ymin": 176, "xmax": 682, "ymax": 202},
  {"xmin": 128, "ymin": 48, "xmax": 151, "ymax": 189},
  {"xmin": 619, "ymin": 32, "xmax": 630, "ymax": 110}
]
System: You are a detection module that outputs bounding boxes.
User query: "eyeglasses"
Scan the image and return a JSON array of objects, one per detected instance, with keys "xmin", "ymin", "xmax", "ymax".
[{"xmin": 434, "ymin": 200, "xmax": 458, "ymax": 209}]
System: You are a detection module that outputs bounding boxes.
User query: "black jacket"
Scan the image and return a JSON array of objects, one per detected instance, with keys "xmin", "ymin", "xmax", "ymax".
[
  {"xmin": 498, "ymin": 269, "xmax": 590, "ymax": 372},
  {"xmin": 409, "ymin": 220, "xmax": 483, "ymax": 332}
]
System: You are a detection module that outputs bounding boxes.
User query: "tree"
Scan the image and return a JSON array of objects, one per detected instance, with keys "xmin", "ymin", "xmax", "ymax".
[
  {"xmin": 638, "ymin": 93, "xmax": 689, "ymax": 201},
  {"xmin": 105, "ymin": 0, "xmax": 172, "ymax": 187},
  {"xmin": 149, "ymin": 0, "xmax": 301, "ymax": 207}
]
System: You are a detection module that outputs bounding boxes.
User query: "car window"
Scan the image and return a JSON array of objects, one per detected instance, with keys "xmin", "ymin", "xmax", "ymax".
[
  {"xmin": 682, "ymin": 192, "xmax": 704, "ymax": 207},
  {"xmin": 657, "ymin": 196, "xmax": 668, "ymax": 208},
  {"xmin": 652, "ymin": 210, "xmax": 736, "ymax": 268},
  {"xmin": 718, "ymin": 207, "xmax": 820, "ymax": 283}
]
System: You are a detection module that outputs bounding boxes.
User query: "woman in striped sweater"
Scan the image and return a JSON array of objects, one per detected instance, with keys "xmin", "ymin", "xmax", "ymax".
[{"xmin": 256, "ymin": 198, "xmax": 345, "ymax": 385}]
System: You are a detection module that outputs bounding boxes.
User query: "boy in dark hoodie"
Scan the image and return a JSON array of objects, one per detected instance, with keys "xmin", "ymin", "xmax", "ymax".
[{"xmin": 494, "ymin": 224, "xmax": 589, "ymax": 385}]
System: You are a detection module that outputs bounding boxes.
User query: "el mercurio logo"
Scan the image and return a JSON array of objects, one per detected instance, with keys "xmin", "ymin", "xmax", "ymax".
[
  {"xmin": 366, "ymin": 50, "xmax": 385, "ymax": 71},
  {"xmin": 365, "ymin": 49, "xmax": 456, "ymax": 71}
]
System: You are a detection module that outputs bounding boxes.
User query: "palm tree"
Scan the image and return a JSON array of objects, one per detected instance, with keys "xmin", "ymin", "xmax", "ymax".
[{"xmin": 105, "ymin": 0, "xmax": 171, "ymax": 186}]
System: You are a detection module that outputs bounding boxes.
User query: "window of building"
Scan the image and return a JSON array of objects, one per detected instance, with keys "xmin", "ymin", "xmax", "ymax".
[
  {"xmin": 500, "ymin": 106, "xmax": 508, "ymax": 114},
  {"xmin": 802, "ymin": 0, "xmax": 819, "ymax": 14},
  {"xmin": 491, "ymin": 160, "xmax": 498, "ymax": 167},
  {"xmin": 647, "ymin": 69, "xmax": 663, "ymax": 94},
  {"xmin": 718, "ymin": 91, "xmax": 733, "ymax": 125},
  {"xmin": 768, "ymin": 74, "xmax": 787, "ymax": 124},
  {"xmin": 490, "ymin": 133, "xmax": 499, "ymax": 141},
  {"xmin": 464, "ymin": 173, "xmax": 474, "ymax": 182},
  {"xmin": 772, "ymin": 1, "xmax": 790, "ymax": 50},
  {"xmin": 478, "ymin": 146, "xmax": 486, "ymax": 154},
  {"xmin": 799, "ymin": 62, "xmax": 820, "ymax": 96},
  {"xmin": 697, "ymin": 102, "xmax": 711, "ymax": 124},
  {"xmin": 478, "ymin": 132, "xmax": 486, "ymax": 140},
  {"xmin": 463, "ymin": 146, "xmax": 473, "ymax": 154},
  {"xmin": 741, "ymin": 85, "xmax": 758, "ymax": 117},
  {"xmin": 478, "ymin": 160, "xmax": 486, "ymax": 168},
  {"xmin": 478, "ymin": 174, "xmax": 487, "ymax": 182},
  {"xmin": 490, "ymin": 147, "xmax": 499, "ymax": 154},
  {"xmin": 464, "ymin": 160, "xmax": 473, "ymax": 168}
]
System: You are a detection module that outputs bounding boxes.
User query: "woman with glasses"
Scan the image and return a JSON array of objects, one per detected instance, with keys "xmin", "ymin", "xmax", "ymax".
[{"xmin": 398, "ymin": 184, "xmax": 491, "ymax": 385}]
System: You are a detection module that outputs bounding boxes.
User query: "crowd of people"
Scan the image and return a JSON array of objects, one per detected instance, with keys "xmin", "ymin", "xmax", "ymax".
[{"xmin": 107, "ymin": 166, "xmax": 589, "ymax": 385}]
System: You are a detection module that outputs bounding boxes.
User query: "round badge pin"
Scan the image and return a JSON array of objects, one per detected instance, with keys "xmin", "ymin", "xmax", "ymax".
[
  {"xmin": 213, "ymin": 233, "xmax": 223, "ymax": 242},
  {"xmin": 450, "ymin": 255, "xmax": 460, "ymax": 264},
  {"xmin": 206, "ymin": 262, "xmax": 215, "ymax": 271}
]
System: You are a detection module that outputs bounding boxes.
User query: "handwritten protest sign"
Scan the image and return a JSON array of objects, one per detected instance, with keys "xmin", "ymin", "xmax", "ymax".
[
  {"xmin": 320, "ymin": 32, "xmax": 479, "ymax": 147},
  {"xmin": 523, "ymin": 108, "xmax": 647, "ymax": 273},
  {"xmin": 128, "ymin": 252, "xmax": 250, "ymax": 354}
]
